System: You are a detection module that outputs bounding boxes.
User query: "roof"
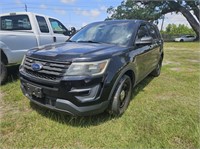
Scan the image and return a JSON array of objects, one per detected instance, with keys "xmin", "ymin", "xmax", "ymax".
[{"xmin": 0, "ymin": 12, "xmax": 54, "ymax": 20}]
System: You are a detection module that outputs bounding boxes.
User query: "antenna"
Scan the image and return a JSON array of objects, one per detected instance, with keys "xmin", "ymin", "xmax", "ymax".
[{"xmin": 25, "ymin": 4, "xmax": 27, "ymax": 12}]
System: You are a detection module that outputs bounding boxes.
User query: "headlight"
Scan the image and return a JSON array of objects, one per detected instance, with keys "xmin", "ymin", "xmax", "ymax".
[{"xmin": 65, "ymin": 59, "xmax": 110, "ymax": 76}]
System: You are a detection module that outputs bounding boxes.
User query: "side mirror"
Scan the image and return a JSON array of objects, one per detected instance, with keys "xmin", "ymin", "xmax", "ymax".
[
  {"xmin": 69, "ymin": 27, "xmax": 76, "ymax": 36},
  {"xmin": 135, "ymin": 36, "xmax": 153, "ymax": 45},
  {"xmin": 63, "ymin": 30, "xmax": 70, "ymax": 36}
]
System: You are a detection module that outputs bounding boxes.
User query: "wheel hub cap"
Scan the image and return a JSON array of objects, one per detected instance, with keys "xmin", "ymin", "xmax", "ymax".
[{"xmin": 120, "ymin": 90, "xmax": 125, "ymax": 100}]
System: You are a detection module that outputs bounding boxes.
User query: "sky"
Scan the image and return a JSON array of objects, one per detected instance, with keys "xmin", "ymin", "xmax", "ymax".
[{"xmin": 0, "ymin": 0, "xmax": 192, "ymax": 30}]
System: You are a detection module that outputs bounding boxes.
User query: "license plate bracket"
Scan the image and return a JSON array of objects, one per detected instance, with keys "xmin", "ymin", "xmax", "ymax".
[{"xmin": 27, "ymin": 83, "xmax": 43, "ymax": 98}]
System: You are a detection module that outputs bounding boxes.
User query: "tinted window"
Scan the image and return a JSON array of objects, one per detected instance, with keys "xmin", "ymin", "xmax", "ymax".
[
  {"xmin": 1, "ymin": 15, "xmax": 31, "ymax": 30},
  {"xmin": 154, "ymin": 25, "xmax": 161, "ymax": 39},
  {"xmin": 147, "ymin": 24, "xmax": 158, "ymax": 39},
  {"xmin": 136, "ymin": 25, "xmax": 149, "ymax": 39},
  {"xmin": 187, "ymin": 36, "xmax": 194, "ymax": 38},
  {"xmin": 36, "ymin": 16, "xmax": 49, "ymax": 33},
  {"xmin": 49, "ymin": 18, "xmax": 68, "ymax": 35}
]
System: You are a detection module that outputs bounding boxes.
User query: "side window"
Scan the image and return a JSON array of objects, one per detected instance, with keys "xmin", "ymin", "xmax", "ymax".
[
  {"xmin": 1, "ymin": 15, "xmax": 31, "ymax": 30},
  {"xmin": 36, "ymin": 16, "xmax": 49, "ymax": 33},
  {"xmin": 136, "ymin": 25, "xmax": 149, "ymax": 39},
  {"xmin": 154, "ymin": 26, "xmax": 161, "ymax": 39},
  {"xmin": 147, "ymin": 24, "xmax": 158, "ymax": 39},
  {"xmin": 49, "ymin": 18, "xmax": 69, "ymax": 35}
]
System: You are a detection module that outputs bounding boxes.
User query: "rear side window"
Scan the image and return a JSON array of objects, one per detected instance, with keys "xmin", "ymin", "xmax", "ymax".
[
  {"xmin": 0, "ymin": 15, "xmax": 31, "ymax": 30},
  {"xmin": 136, "ymin": 25, "xmax": 149, "ymax": 39},
  {"xmin": 187, "ymin": 35, "xmax": 194, "ymax": 38},
  {"xmin": 36, "ymin": 16, "xmax": 49, "ymax": 33},
  {"xmin": 147, "ymin": 24, "xmax": 158, "ymax": 39}
]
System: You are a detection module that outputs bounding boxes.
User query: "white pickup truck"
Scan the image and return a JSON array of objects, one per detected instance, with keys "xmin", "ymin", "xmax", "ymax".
[{"xmin": 0, "ymin": 12, "xmax": 71, "ymax": 84}]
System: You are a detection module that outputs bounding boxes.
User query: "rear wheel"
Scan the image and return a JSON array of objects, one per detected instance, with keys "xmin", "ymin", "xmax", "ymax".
[
  {"xmin": 110, "ymin": 75, "xmax": 132, "ymax": 116},
  {"xmin": 180, "ymin": 39, "xmax": 184, "ymax": 42},
  {"xmin": 0, "ymin": 61, "xmax": 7, "ymax": 85},
  {"xmin": 151, "ymin": 59, "xmax": 162, "ymax": 77}
]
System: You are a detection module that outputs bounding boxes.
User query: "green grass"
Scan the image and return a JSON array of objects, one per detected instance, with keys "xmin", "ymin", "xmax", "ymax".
[{"xmin": 0, "ymin": 42, "xmax": 199, "ymax": 148}]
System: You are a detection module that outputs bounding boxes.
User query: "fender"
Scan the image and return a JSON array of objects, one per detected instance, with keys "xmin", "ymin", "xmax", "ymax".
[
  {"xmin": 0, "ymin": 41, "xmax": 28, "ymax": 64},
  {"xmin": 0, "ymin": 41, "xmax": 11, "ymax": 64},
  {"xmin": 107, "ymin": 63, "xmax": 136, "ymax": 103}
]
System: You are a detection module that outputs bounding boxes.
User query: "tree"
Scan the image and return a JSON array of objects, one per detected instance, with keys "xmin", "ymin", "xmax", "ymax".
[
  {"xmin": 163, "ymin": 23, "xmax": 195, "ymax": 35},
  {"xmin": 107, "ymin": 0, "xmax": 200, "ymax": 40}
]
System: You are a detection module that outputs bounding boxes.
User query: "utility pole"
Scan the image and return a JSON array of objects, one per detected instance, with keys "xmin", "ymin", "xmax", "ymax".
[
  {"xmin": 160, "ymin": 14, "xmax": 165, "ymax": 31},
  {"xmin": 25, "ymin": 4, "xmax": 27, "ymax": 12}
]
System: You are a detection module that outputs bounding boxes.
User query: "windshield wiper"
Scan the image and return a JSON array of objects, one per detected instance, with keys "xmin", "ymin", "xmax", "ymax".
[
  {"xmin": 67, "ymin": 40, "xmax": 75, "ymax": 42},
  {"xmin": 77, "ymin": 40, "xmax": 100, "ymax": 43}
]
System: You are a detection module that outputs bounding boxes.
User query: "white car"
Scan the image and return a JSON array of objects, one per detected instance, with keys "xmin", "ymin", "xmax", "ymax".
[{"xmin": 174, "ymin": 35, "xmax": 196, "ymax": 42}]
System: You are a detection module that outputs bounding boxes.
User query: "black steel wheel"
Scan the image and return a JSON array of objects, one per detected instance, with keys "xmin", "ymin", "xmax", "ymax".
[{"xmin": 111, "ymin": 75, "xmax": 132, "ymax": 116}]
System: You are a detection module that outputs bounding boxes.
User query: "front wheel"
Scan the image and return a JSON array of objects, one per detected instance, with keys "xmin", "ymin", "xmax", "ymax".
[
  {"xmin": 110, "ymin": 75, "xmax": 132, "ymax": 116},
  {"xmin": 0, "ymin": 61, "xmax": 7, "ymax": 85}
]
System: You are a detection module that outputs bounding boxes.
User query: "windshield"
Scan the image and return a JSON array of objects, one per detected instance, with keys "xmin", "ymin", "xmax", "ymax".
[{"xmin": 70, "ymin": 22, "xmax": 134, "ymax": 46}]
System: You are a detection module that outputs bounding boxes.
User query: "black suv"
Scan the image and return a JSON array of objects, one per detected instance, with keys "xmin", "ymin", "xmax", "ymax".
[{"xmin": 19, "ymin": 20, "xmax": 163, "ymax": 116}]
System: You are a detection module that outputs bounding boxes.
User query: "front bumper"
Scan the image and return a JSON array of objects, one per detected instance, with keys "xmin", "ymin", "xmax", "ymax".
[
  {"xmin": 21, "ymin": 83, "xmax": 108, "ymax": 116},
  {"xmin": 20, "ymin": 70, "xmax": 110, "ymax": 116}
]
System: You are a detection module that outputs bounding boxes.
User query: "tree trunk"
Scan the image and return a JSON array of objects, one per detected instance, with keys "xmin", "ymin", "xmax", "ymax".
[
  {"xmin": 185, "ymin": 1, "xmax": 200, "ymax": 22},
  {"xmin": 192, "ymin": 7, "xmax": 200, "ymax": 22},
  {"xmin": 178, "ymin": 6, "xmax": 200, "ymax": 40}
]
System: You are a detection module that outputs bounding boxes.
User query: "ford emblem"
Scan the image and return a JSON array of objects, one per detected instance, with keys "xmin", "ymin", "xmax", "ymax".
[{"xmin": 31, "ymin": 63, "xmax": 43, "ymax": 71}]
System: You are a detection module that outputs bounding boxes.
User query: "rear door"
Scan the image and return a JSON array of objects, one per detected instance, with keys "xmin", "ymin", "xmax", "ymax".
[
  {"xmin": 146, "ymin": 23, "xmax": 161, "ymax": 71},
  {"xmin": 186, "ymin": 35, "xmax": 195, "ymax": 41},
  {"xmin": 35, "ymin": 15, "xmax": 53, "ymax": 46}
]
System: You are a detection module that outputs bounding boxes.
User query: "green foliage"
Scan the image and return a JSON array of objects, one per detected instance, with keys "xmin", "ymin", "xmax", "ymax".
[
  {"xmin": 107, "ymin": 0, "xmax": 161, "ymax": 20},
  {"xmin": 107, "ymin": 0, "xmax": 199, "ymax": 21},
  {"xmin": 106, "ymin": 1, "xmax": 153, "ymax": 20},
  {"xmin": 107, "ymin": 0, "xmax": 200, "ymax": 39},
  {"xmin": 162, "ymin": 24, "xmax": 195, "ymax": 35}
]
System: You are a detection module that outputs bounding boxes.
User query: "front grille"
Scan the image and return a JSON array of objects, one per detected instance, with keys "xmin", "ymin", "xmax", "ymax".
[
  {"xmin": 25, "ymin": 69, "xmax": 57, "ymax": 80},
  {"xmin": 23, "ymin": 57, "xmax": 71, "ymax": 81}
]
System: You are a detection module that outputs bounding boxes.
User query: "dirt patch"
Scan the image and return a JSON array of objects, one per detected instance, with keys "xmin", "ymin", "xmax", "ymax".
[
  {"xmin": 166, "ymin": 47, "xmax": 177, "ymax": 50},
  {"xmin": 0, "ymin": 91, "xmax": 4, "ymax": 119},
  {"xmin": 186, "ymin": 68, "xmax": 195, "ymax": 72},
  {"xmin": 0, "ymin": 91, "xmax": 3, "ymax": 98},
  {"xmin": 163, "ymin": 61, "xmax": 181, "ymax": 66},
  {"xmin": 187, "ymin": 59, "xmax": 200, "ymax": 63},
  {"xmin": 170, "ymin": 67, "xmax": 182, "ymax": 72}
]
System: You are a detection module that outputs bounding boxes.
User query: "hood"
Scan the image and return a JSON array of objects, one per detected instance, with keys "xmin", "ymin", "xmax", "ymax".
[{"xmin": 27, "ymin": 42, "xmax": 127, "ymax": 62}]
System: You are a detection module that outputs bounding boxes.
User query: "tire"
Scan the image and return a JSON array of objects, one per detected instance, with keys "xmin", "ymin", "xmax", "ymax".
[
  {"xmin": 110, "ymin": 75, "xmax": 132, "ymax": 116},
  {"xmin": 151, "ymin": 59, "xmax": 162, "ymax": 77},
  {"xmin": 180, "ymin": 39, "xmax": 184, "ymax": 42},
  {"xmin": 0, "ymin": 61, "xmax": 7, "ymax": 85}
]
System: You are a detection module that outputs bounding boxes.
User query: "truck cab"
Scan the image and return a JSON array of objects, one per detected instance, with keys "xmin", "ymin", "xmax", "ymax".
[{"xmin": 0, "ymin": 12, "xmax": 71, "ymax": 84}]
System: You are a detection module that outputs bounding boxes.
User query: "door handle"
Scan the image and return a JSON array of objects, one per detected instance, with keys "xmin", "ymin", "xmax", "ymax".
[{"xmin": 53, "ymin": 37, "xmax": 56, "ymax": 42}]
